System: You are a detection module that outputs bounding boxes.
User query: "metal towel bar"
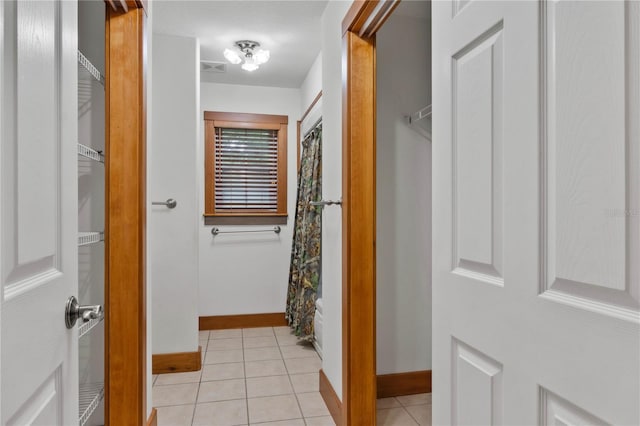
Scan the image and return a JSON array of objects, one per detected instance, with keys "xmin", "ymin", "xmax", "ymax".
[{"xmin": 211, "ymin": 226, "xmax": 281, "ymax": 236}]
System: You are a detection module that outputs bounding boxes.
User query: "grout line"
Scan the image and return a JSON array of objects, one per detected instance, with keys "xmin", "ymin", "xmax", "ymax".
[
  {"xmin": 404, "ymin": 405, "xmax": 423, "ymax": 426},
  {"xmin": 243, "ymin": 328, "xmax": 251, "ymax": 425},
  {"xmin": 277, "ymin": 335, "xmax": 308, "ymax": 425}
]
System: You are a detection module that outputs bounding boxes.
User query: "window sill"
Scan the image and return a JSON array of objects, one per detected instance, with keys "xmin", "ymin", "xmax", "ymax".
[{"xmin": 203, "ymin": 214, "xmax": 288, "ymax": 226}]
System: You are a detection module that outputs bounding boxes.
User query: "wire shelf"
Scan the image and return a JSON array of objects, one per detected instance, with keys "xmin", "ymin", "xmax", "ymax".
[
  {"xmin": 79, "ymin": 382, "xmax": 104, "ymax": 426},
  {"xmin": 78, "ymin": 51, "xmax": 104, "ymax": 86},
  {"xmin": 406, "ymin": 104, "xmax": 432, "ymax": 140},
  {"xmin": 78, "ymin": 232, "xmax": 104, "ymax": 247},
  {"xmin": 78, "ymin": 313, "xmax": 104, "ymax": 339},
  {"xmin": 78, "ymin": 144, "xmax": 104, "ymax": 163}
]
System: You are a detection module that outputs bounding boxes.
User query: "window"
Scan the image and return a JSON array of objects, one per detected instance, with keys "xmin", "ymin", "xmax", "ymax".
[{"xmin": 204, "ymin": 111, "xmax": 288, "ymax": 225}]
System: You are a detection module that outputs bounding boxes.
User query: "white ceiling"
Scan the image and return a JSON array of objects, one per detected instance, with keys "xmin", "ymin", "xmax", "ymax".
[{"xmin": 153, "ymin": 0, "xmax": 329, "ymax": 88}]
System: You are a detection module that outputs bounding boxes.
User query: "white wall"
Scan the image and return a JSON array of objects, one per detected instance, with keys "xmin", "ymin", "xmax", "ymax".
[
  {"xmin": 376, "ymin": 11, "xmax": 432, "ymax": 374},
  {"xmin": 300, "ymin": 52, "xmax": 322, "ymax": 114},
  {"xmin": 150, "ymin": 33, "xmax": 200, "ymax": 355},
  {"xmin": 198, "ymin": 83, "xmax": 301, "ymax": 316},
  {"xmin": 319, "ymin": 0, "xmax": 353, "ymax": 400}
]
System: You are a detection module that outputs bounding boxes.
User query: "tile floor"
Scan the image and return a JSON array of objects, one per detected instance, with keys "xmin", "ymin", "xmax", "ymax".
[{"xmin": 152, "ymin": 326, "xmax": 432, "ymax": 426}]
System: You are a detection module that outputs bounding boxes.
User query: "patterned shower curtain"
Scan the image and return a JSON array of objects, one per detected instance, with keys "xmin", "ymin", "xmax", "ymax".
[{"xmin": 286, "ymin": 126, "xmax": 322, "ymax": 341}]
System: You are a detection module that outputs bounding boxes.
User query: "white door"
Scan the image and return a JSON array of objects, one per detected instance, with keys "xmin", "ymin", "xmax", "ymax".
[
  {"xmin": 1, "ymin": 0, "xmax": 78, "ymax": 424},
  {"xmin": 432, "ymin": 1, "xmax": 639, "ymax": 424}
]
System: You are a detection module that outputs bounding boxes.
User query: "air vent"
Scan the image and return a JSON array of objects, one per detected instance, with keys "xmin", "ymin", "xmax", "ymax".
[{"xmin": 201, "ymin": 61, "xmax": 227, "ymax": 73}]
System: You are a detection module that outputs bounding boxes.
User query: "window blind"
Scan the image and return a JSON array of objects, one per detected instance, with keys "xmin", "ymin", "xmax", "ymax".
[{"xmin": 214, "ymin": 127, "xmax": 279, "ymax": 212}]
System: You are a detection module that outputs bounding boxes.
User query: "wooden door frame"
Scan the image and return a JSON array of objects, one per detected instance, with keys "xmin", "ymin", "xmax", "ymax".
[
  {"xmin": 341, "ymin": 1, "xmax": 400, "ymax": 424},
  {"xmin": 104, "ymin": 1, "xmax": 149, "ymax": 424}
]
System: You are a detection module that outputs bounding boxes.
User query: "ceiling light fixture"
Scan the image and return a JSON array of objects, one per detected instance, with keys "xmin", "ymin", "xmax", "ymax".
[{"xmin": 223, "ymin": 40, "xmax": 270, "ymax": 72}]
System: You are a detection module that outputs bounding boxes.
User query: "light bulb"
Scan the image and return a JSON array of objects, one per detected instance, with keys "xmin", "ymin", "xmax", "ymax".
[
  {"xmin": 254, "ymin": 49, "xmax": 270, "ymax": 65},
  {"xmin": 223, "ymin": 48, "xmax": 241, "ymax": 65},
  {"xmin": 241, "ymin": 62, "xmax": 259, "ymax": 72}
]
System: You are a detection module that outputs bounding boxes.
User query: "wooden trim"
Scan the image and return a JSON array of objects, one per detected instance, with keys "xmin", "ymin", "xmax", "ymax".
[
  {"xmin": 341, "ymin": 1, "xmax": 405, "ymax": 424},
  {"xmin": 152, "ymin": 347, "xmax": 202, "ymax": 374},
  {"xmin": 204, "ymin": 215, "xmax": 288, "ymax": 226},
  {"xmin": 146, "ymin": 408, "xmax": 158, "ymax": 426},
  {"xmin": 212, "ymin": 120, "xmax": 282, "ymax": 130},
  {"xmin": 377, "ymin": 371, "xmax": 432, "ymax": 399},
  {"xmin": 342, "ymin": 29, "xmax": 377, "ymax": 426},
  {"xmin": 320, "ymin": 369, "xmax": 343, "ymax": 426},
  {"xmin": 199, "ymin": 313, "xmax": 287, "ymax": 330},
  {"xmin": 105, "ymin": 6, "xmax": 147, "ymax": 426},
  {"xmin": 300, "ymin": 91, "xmax": 323, "ymax": 124},
  {"xmin": 204, "ymin": 111, "xmax": 288, "ymax": 124}
]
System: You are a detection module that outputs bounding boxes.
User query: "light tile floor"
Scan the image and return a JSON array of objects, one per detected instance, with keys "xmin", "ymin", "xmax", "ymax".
[{"xmin": 152, "ymin": 326, "xmax": 432, "ymax": 426}]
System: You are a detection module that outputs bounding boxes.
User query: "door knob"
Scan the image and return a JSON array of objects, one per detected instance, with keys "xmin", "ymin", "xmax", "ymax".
[{"xmin": 65, "ymin": 296, "xmax": 103, "ymax": 329}]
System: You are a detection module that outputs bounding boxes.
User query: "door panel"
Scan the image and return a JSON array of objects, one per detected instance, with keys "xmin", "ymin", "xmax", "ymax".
[
  {"xmin": 433, "ymin": 1, "xmax": 640, "ymax": 424},
  {"xmin": 1, "ymin": 0, "xmax": 78, "ymax": 424},
  {"xmin": 540, "ymin": 0, "xmax": 639, "ymax": 319}
]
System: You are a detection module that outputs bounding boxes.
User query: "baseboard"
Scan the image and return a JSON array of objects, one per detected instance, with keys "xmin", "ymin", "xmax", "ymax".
[
  {"xmin": 319, "ymin": 369, "xmax": 342, "ymax": 426},
  {"xmin": 199, "ymin": 313, "xmax": 288, "ymax": 330},
  {"xmin": 376, "ymin": 370, "xmax": 432, "ymax": 398},
  {"xmin": 152, "ymin": 346, "xmax": 202, "ymax": 374},
  {"xmin": 146, "ymin": 408, "xmax": 157, "ymax": 426}
]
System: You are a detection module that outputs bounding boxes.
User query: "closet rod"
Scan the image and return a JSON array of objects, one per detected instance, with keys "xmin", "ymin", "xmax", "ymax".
[
  {"xmin": 78, "ymin": 51, "xmax": 105, "ymax": 86},
  {"xmin": 407, "ymin": 104, "xmax": 432, "ymax": 124},
  {"xmin": 211, "ymin": 226, "xmax": 281, "ymax": 236}
]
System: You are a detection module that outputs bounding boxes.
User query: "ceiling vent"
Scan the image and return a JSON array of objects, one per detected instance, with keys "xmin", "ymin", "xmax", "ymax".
[{"xmin": 201, "ymin": 61, "xmax": 227, "ymax": 73}]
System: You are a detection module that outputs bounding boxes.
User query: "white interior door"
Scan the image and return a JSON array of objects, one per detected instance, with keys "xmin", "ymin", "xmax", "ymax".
[
  {"xmin": 1, "ymin": 1, "xmax": 78, "ymax": 424},
  {"xmin": 432, "ymin": 1, "xmax": 639, "ymax": 424}
]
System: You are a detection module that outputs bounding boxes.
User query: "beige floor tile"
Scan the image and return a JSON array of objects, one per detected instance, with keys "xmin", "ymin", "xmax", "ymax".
[
  {"xmin": 275, "ymin": 333, "xmax": 300, "ymax": 347},
  {"xmin": 204, "ymin": 349, "xmax": 243, "ymax": 365},
  {"xmin": 199, "ymin": 339, "xmax": 209, "ymax": 351},
  {"xmin": 197, "ymin": 379, "xmax": 246, "ymax": 403},
  {"xmin": 246, "ymin": 375, "xmax": 293, "ymax": 398},
  {"xmin": 396, "ymin": 393, "xmax": 432, "ymax": 407},
  {"xmin": 289, "ymin": 373, "xmax": 318, "ymax": 394},
  {"xmin": 209, "ymin": 329, "xmax": 242, "ymax": 339},
  {"xmin": 272, "ymin": 326, "xmax": 292, "ymax": 336},
  {"xmin": 201, "ymin": 363, "xmax": 245, "ymax": 381},
  {"xmin": 377, "ymin": 408, "xmax": 419, "ymax": 426},
  {"xmin": 245, "ymin": 359, "xmax": 287, "ymax": 378},
  {"xmin": 405, "ymin": 404, "xmax": 432, "ymax": 426},
  {"xmin": 192, "ymin": 399, "xmax": 248, "ymax": 426},
  {"xmin": 199, "ymin": 330, "xmax": 210, "ymax": 340},
  {"xmin": 156, "ymin": 404, "xmax": 194, "ymax": 426},
  {"xmin": 253, "ymin": 419, "xmax": 305, "ymax": 426},
  {"xmin": 377, "ymin": 397, "xmax": 402, "ymax": 409},
  {"xmin": 244, "ymin": 346, "xmax": 282, "ymax": 362},
  {"xmin": 247, "ymin": 394, "xmax": 302, "ymax": 424},
  {"xmin": 305, "ymin": 416, "xmax": 337, "ymax": 426},
  {"xmin": 207, "ymin": 338, "xmax": 243, "ymax": 351},
  {"xmin": 284, "ymin": 357, "xmax": 321, "ymax": 374},
  {"xmin": 152, "ymin": 375, "xmax": 158, "ymax": 385},
  {"xmin": 296, "ymin": 392, "xmax": 330, "ymax": 418},
  {"xmin": 153, "ymin": 383, "xmax": 199, "ymax": 407},
  {"xmin": 243, "ymin": 336, "xmax": 278, "ymax": 349},
  {"xmin": 154, "ymin": 370, "xmax": 202, "ymax": 386},
  {"xmin": 242, "ymin": 327, "xmax": 275, "ymax": 338},
  {"xmin": 279, "ymin": 344, "xmax": 319, "ymax": 359}
]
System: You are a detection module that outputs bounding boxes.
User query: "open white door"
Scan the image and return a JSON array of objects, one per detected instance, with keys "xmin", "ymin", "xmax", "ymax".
[
  {"xmin": 433, "ymin": 1, "xmax": 639, "ymax": 424},
  {"xmin": 1, "ymin": 0, "xmax": 78, "ymax": 424}
]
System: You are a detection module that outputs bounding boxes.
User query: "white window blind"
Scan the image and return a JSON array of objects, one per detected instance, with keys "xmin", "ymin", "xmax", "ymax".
[{"xmin": 214, "ymin": 127, "xmax": 279, "ymax": 212}]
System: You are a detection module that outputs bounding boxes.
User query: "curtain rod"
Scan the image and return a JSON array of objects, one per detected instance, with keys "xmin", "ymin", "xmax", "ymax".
[{"xmin": 303, "ymin": 117, "xmax": 323, "ymax": 140}]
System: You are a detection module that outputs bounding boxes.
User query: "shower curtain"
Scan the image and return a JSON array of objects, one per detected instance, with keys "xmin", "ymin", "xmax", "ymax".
[{"xmin": 286, "ymin": 125, "xmax": 322, "ymax": 341}]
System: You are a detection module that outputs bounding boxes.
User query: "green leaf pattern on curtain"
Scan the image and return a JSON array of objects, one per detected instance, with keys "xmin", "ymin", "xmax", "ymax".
[{"xmin": 286, "ymin": 127, "xmax": 322, "ymax": 341}]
